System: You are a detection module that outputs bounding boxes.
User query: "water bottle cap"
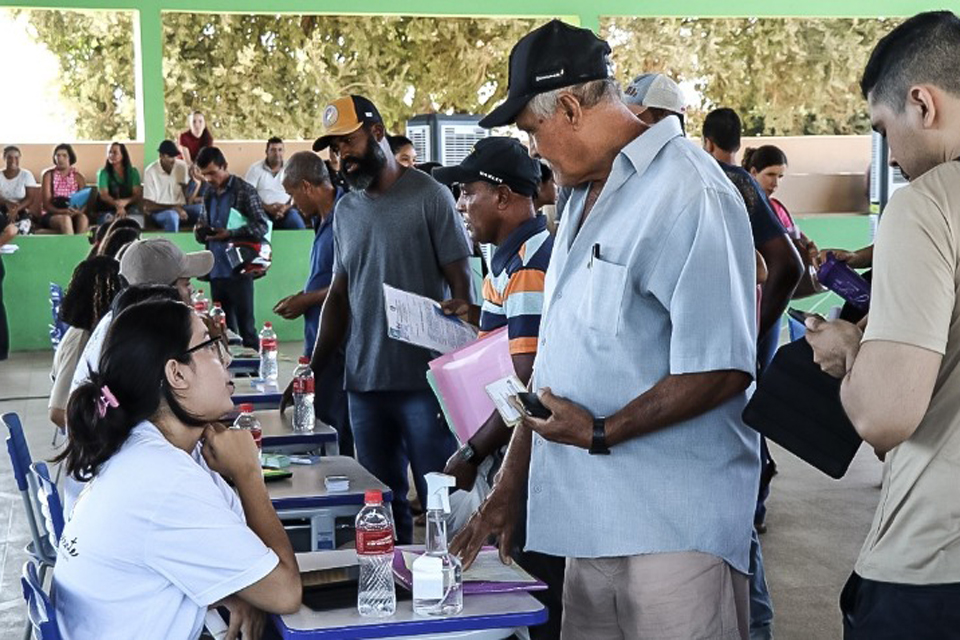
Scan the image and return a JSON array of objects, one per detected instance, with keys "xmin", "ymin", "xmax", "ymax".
[
  {"xmin": 213, "ymin": 302, "xmax": 222, "ymax": 308},
  {"xmin": 364, "ymin": 490, "xmax": 382, "ymax": 505},
  {"xmin": 264, "ymin": 322, "xmax": 273, "ymax": 328},
  {"xmin": 298, "ymin": 356, "xmax": 310, "ymax": 364},
  {"xmin": 240, "ymin": 403, "xmax": 254, "ymax": 413}
]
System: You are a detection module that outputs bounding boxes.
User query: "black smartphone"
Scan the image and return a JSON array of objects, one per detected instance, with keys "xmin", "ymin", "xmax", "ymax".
[
  {"xmin": 516, "ymin": 392, "xmax": 552, "ymax": 419},
  {"xmin": 787, "ymin": 307, "xmax": 812, "ymax": 324}
]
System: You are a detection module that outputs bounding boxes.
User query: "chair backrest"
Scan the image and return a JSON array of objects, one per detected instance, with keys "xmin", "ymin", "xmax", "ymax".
[
  {"xmin": 49, "ymin": 282, "xmax": 67, "ymax": 351},
  {"xmin": 30, "ymin": 462, "xmax": 65, "ymax": 548},
  {"xmin": 21, "ymin": 559, "xmax": 61, "ymax": 640},
  {"xmin": 2, "ymin": 412, "xmax": 31, "ymax": 492}
]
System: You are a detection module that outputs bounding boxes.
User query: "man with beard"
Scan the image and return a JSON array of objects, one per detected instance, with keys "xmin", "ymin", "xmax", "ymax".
[{"xmin": 307, "ymin": 95, "xmax": 473, "ymax": 543}]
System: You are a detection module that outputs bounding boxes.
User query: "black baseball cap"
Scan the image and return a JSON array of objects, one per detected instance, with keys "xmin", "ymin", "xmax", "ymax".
[
  {"xmin": 313, "ymin": 95, "xmax": 384, "ymax": 151},
  {"xmin": 157, "ymin": 140, "xmax": 179, "ymax": 157},
  {"xmin": 479, "ymin": 20, "xmax": 612, "ymax": 128},
  {"xmin": 433, "ymin": 137, "xmax": 542, "ymax": 197}
]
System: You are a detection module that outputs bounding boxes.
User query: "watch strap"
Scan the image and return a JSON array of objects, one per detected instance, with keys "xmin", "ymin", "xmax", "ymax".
[{"xmin": 590, "ymin": 417, "xmax": 611, "ymax": 455}]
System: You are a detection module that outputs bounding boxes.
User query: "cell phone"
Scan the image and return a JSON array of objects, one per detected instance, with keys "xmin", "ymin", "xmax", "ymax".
[
  {"xmin": 786, "ymin": 307, "xmax": 813, "ymax": 324},
  {"xmin": 515, "ymin": 392, "xmax": 552, "ymax": 419}
]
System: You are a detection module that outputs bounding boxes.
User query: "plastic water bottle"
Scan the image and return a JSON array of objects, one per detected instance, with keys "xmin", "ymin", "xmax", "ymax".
[
  {"xmin": 191, "ymin": 289, "xmax": 209, "ymax": 314},
  {"xmin": 258, "ymin": 322, "xmax": 278, "ymax": 381},
  {"xmin": 292, "ymin": 356, "xmax": 315, "ymax": 433},
  {"xmin": 209, "ymin": 302, "xmax": 227, "ymax": 331},
  {"xmin": 231, "ymin": 403, "xmax": 262, "ymax": 451},
  {"xmin": 356, "ymin": 490, "xmax": 396, "ymax": 617}
]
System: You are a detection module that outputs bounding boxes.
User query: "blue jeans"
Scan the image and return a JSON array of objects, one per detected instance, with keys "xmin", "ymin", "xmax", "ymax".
[
  {"xmin": 749, "ymin": 528, "xmax": 774, "ymax": 640},
  {"xmin": 150, "ymin": 204, "xmax": 203, "ymax": 232},
  {"xmin": 273, "ymin": 207, "xmax": 306, "ymax": 230},
  {"xmin": 347, "ymin": 390, "xmax": 458, "ymax": 544}
]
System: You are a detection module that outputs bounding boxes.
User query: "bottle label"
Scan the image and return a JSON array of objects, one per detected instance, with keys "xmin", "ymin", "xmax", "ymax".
[
  {"xmin": 193, "ymin": 301, "xmax": 208, "ymax": 313},
  {"xmin": 356, "ymin": 529, "xmax": 394, "ymax": 555},
  {"xmin": 412, "ymin": 555, "xmax": 444, "ymax": 600},
  {"xmin": 260, "ymin": 338, "xmax": 278, "ymax": 351},
  {"xmin": 293, "ymin": 376, "xmax": 314, "ymax": 394}
]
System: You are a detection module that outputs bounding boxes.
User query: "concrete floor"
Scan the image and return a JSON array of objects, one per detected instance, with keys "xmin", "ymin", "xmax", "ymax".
[{"xmin": 0, "ymin": 348, "xmax": 881, "ymax": 640}]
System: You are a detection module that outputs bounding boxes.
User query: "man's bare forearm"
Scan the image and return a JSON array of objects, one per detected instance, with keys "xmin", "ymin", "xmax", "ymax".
[
  {"xmin": 606, "ymin": 371, "xmax": 752, "ymax": 447},
  {"xmin": 309, "ymin": 280, "xmax": 348, "ymax": 373}
]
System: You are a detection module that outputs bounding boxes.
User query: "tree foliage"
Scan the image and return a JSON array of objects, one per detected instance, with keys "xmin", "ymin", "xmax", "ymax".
[
  {"xmin": 603, "ymin": 17, "xmax": 901, "ymax": 136},
  {"xmin": 18, "ymin": 8, "xmax": 137, "ymax": 140},
  {"xmin": 20, "ymin": 10, "xmax": 902, "ymax": 140},
  {"xmin": 162, "ymin": 14, "xmax": 538, "ymax": 139}
]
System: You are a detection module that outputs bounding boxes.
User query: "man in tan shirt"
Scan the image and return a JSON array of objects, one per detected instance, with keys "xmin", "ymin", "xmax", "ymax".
[{"xmin": 806, "ymin": 11, "xmax": 960, "ymax": 638}]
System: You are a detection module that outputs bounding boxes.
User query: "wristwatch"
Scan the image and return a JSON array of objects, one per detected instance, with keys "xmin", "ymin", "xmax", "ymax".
[
  {"xmin": 589, "ymin": 417, "xmax": 611, "ymax": 455},
  {"xmin": 458, "ymin": 442, "xmax": 479, "ymax": 465}
]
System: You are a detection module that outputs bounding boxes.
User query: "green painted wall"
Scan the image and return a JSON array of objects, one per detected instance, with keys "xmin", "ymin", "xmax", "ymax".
[
  {"xmin": 3, "ymin": 214, "xmax": 873, "ymax": 352},
  {"xmin": 3, "ymin": 231, "xmax": 314, "ymax": 352}
]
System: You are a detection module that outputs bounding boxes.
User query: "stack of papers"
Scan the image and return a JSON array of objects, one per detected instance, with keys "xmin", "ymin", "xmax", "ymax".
[
  {"xmin": 0, "ymin": 244, "xmax": 19, "ymax": 255},
  {"xmin": 383, "ymin": 284, "xmax": 477, "ymax": 354}
]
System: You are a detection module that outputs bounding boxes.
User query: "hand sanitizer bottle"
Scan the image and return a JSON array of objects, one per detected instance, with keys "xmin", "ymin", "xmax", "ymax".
[{"xmin": 412, "ymin": 472, "xmax": 463, "ymax": 616}]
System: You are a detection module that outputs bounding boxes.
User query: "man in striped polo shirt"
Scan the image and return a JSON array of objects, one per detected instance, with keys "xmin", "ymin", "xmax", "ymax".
[{"xmin": 436, "ymin": 137, "xmax": 563, "ymax": 638}]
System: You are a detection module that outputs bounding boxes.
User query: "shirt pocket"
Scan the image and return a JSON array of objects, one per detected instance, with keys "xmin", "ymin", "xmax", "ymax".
[{"xmin": 586, "ymin": 257, "xmax": 628, "ymax": 336}]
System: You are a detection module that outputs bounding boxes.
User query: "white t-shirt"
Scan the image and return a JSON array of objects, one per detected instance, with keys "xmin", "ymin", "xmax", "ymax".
[
  {"xmin": 244, "ymin": 160, "xmax": 290, "ymax": 206},
  {"xmin": 49, "ymin": 327, "xmax": 90, "ymax": 412},
  {"xmin": 0, "ymin": 168, "xmax": 37, "ymax": 201},
  {"xmin": 143, "ymin": 159, "xmax": 189, "ymax": 206},
  {"xmin": 54, "ymin": 421, "xmax": 278, "ymax": 640}
]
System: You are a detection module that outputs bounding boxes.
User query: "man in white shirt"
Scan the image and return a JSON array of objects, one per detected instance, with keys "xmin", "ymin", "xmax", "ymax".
[
  {"xmin": 244, "ymin": 137, "xmax": 305, "ymax": 230},
  {"xmin": 143, "ymin": 140, "xmax": 203, "ymax": 232}
]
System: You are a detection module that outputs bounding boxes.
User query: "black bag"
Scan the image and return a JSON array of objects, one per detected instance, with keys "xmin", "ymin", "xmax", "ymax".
[{"xmin": 742, "ymin": 338, "xmax": 862, "ymax": 479}]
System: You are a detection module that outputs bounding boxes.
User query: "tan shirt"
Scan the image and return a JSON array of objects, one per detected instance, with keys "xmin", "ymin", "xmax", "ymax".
[
  {"xmin": 143, "ymin": 159, "xmax": 188, "ymax": 206},
  {"xmin": 49, "ymin": 327, "xmax": 90, "ymax": 412},
  {"xmin": 857, "ymin": 161, "xmax": 960, "ymax": 585}
]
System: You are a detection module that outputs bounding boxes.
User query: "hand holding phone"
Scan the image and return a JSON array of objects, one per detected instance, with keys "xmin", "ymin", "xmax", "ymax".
[{"xmin": 514, "ymin": 392, "xmax": 552, "ymax": 419}]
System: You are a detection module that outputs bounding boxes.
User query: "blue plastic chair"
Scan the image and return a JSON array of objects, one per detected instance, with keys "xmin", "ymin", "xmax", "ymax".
[
  {"xmin": 49, "ymin": 283, "xmax": 67, "ymax": 351},
  {"xmin": 30, "ymin": 462, "xmax": 65, "ymax": 549},
  {"xmin": 21, "ymin": 559, "xmax": 60, "ymax": 640},
  {"xmin": 2, "ymin": 413, "xmax": 57, "ymax": 571}
]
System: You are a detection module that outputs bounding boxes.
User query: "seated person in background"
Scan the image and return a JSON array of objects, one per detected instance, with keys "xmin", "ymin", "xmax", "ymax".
[
  {"xmin": 178, "ymin": 110, "xmax": 213, "ymax": 165},
  {"xmin": 244, "ymin": 137, "xmax": 305, "ymax": 230},
  {"xmin": 96, "ymin": 142, "xmax": 144, "ymax": 226},
  {"xmin": 41, "ymin": 143, "xmax": 97, "ymax": 235},
  {"xmin": 186, "ymin": 163, "xmax": 209, "ymax": 205},
  {"xmin": 48, "ymin": 256, "xmax": 123, "ymax": 429},
  {"xmin": 434, "ymin": 137, "xmax": 564, "ymax": 639},
  {"xmin": 195, "ymin": 146, "xmax": 269, "ymax": 349},
  {"xmin": 53, "ymin": 299, "xmax": 301, "ymax": 639},
  {"xmin": 143, "ymin": 140, "xmax": 203, "ymax": 232},
  {"xmin": 388, "ymin": 135, "xmax": 418, "ymax": 168},
  {"xmin": 0, "ymin": 146, "xmax": 39, "ymax": 225},
  {"xmin": 743, "ymin": 145, "xmax": 820, "ymax": 270}
]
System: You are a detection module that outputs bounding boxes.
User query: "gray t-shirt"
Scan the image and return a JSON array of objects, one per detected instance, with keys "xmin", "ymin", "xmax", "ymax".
[{"xmin": 333, "ymin": 168, "xmax": 471, "ymax": 391}]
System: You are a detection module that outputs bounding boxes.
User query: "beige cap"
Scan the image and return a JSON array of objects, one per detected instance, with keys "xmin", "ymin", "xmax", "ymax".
[{"xmin": 119, "ymin": 238, "xmax": 214, "ymax": 285}]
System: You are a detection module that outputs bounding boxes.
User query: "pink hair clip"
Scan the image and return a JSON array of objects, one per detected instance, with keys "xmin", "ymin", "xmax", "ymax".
[{"xmin": 97, "ymin": 385, "xmax": 119, "ymax": 418}]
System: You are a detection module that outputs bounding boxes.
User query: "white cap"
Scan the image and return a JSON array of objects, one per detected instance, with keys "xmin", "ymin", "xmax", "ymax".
[
  {"xmin": 624, "ymin": 73, "xmax": 686, "ymax": 114},
  {"xmin": 424, "ymin": 472, "xmax": 456, "ymax": 513}
]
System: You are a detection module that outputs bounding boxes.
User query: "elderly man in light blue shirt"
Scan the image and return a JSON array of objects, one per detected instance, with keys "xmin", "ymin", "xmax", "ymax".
[{"xmin": 452, "ymin": 20, "xmax": 759, "ymax": 640}]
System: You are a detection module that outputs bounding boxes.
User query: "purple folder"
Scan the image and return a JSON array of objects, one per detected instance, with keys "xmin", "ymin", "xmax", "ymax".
[{"xmin": 392, "ymin": 546, "xmax": 547, "ymax": 595}]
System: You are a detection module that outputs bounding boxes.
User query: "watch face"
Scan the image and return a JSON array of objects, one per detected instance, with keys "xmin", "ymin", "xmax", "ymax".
[{"xmin": 460, "ymin": 444, "xmax": 475, "ymax": 461}]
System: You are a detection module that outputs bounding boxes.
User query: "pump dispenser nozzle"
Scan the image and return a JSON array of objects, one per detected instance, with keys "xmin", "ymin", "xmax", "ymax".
[{"xmin": 425, "ymin": 472, "xmax": 456, "ymax": 513}]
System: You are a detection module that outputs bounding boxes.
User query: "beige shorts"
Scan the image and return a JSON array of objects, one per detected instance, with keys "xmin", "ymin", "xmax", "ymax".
[{"xmin": 560, "ymin": 551, "xmax": 749, "ymax": 640}]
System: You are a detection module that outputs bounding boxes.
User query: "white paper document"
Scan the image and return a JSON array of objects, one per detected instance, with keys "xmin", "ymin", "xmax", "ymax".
[
  {"xmin": 383, "ymin": 284, "xmax": 477, "ymax": 354},
  {"xmin": 1, "ymin": 244, "xmax": 19, "ymax": 255},
  {"xmin": 485, "ymin": 375, "xmax": 527, "ymax": 427}
]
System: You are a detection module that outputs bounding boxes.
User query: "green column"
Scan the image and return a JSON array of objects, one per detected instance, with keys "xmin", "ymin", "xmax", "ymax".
[{"xmin": 137, "ymin": 3, "xmax": 165, "ymax": 161}]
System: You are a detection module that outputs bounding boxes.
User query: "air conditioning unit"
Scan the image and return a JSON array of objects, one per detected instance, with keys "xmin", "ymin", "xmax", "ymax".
[
  {"xmin": 405, "ymin": 114, "xmax": 490, "ymax": 167},
  {"xmin": 870, "ymin": 131, "xmax": 908, "ymax": 214}
]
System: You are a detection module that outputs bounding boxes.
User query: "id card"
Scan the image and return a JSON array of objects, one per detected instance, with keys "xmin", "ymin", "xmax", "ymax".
[{"xmin": 485, "ymin": 375, "xmax": 527, "ymax": 427}]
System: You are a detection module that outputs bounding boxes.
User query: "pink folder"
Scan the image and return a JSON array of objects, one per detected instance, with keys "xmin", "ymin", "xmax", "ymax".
[{"xmin": 428, "ymin": 326, "xmax": 512, "ymax": 445}]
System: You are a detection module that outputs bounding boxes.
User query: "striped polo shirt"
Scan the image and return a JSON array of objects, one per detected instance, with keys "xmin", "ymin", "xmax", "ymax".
[{"xmin": 478, "ymin": 216, "xmax": 553, "ymax": 355}]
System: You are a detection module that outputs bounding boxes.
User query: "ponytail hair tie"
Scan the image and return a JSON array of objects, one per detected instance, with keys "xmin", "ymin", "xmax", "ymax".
[{"xmin": 97, "ymin": 385, "xmax": 119, "ymax": 418}]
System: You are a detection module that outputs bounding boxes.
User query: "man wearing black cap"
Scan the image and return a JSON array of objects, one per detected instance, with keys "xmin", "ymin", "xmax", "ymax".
[
  {"xmin": 306, "ymin": 95, "xmax": 473, "ymax": 544},
  {"xmin": 434, "ymin": 137, "xmax": 564, "ymax": 638},
  {"xmin": 142, "ymin": 140, "xmax": 203, "ymax": 232},
  {"xmin": 451, "ymin": 20, "xmax": 759, "ymax": 640}
]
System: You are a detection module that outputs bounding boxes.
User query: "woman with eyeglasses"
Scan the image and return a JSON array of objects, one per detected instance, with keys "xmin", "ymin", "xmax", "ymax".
[{"xmin": 53, "ymin": 299, "xmax": 301, "ymax": 640}]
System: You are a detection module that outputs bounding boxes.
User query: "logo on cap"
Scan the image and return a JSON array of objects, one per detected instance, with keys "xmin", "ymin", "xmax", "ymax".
[
  {"xmin": 323, "ymin": 105, "xmax": 339, "ymax": 129},
  {"xmin": 478, "ymin": 171, "xmax": 504, "ymax": 184},
  {"xmin": 534, "ymin": 68, "xmax": 565, "ymax": 84}
]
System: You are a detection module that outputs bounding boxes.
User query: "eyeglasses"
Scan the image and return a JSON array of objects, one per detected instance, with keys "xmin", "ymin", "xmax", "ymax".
[{"xmin": 182, "ymin": 335, "xmax": 232, "ymax": 366}]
